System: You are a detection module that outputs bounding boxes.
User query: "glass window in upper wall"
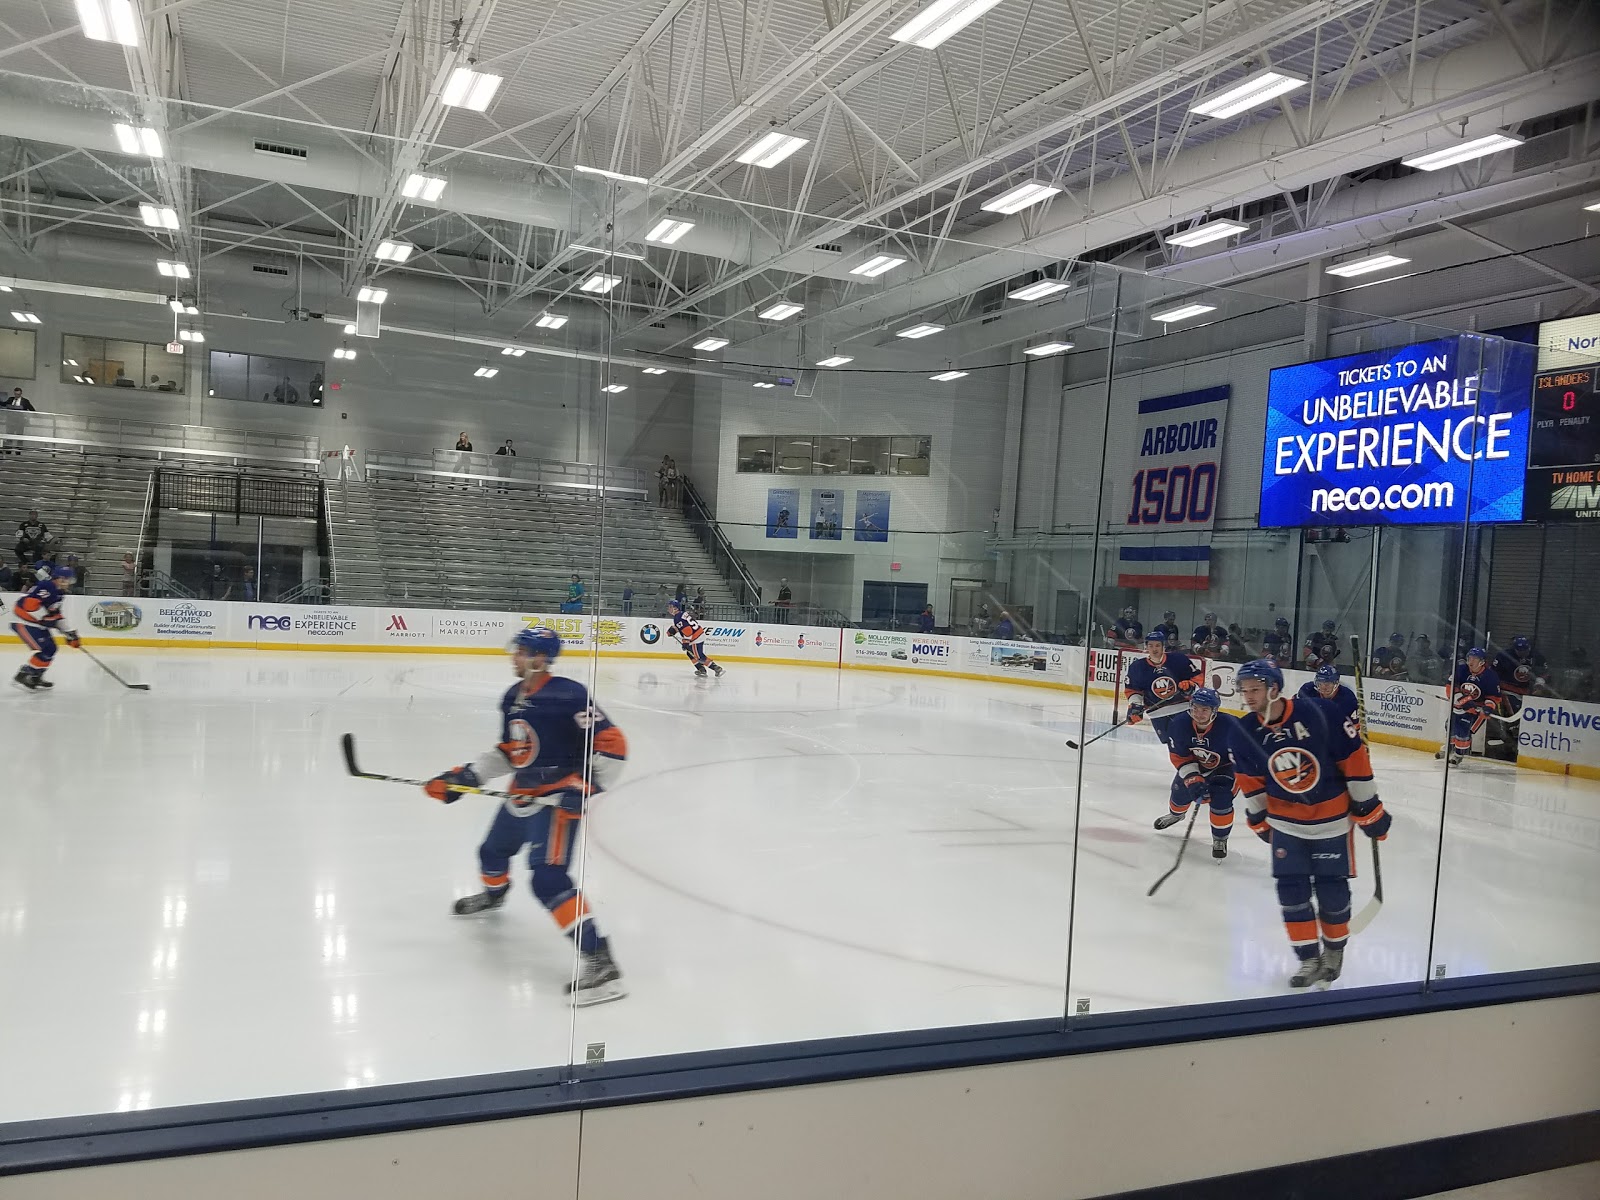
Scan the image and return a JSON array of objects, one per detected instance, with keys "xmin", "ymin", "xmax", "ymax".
[
  {"xmin": 890, "ymin": 435, "xmax": 931, "ymax": 476},
  {"xmin": 776, "ymin": 435, "xmax": 815, "ymax": 475},
  {"xmin": 737, "ymin": 435, "xmax": 776, "ymax": 473},
  {"xmin": 0, "ymin": 328, "xmax": 36, "ymax": 380},
  {"xmin": 849, "ymin": 436, "xmax": 891, "ymax": 475},
  {"xmin": 813, "ymin": 436, "xmax": 851, "ymax": 475}
]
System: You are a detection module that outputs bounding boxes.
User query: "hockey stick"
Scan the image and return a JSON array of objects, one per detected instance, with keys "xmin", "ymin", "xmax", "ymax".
[
  {"xmin": 339, "ymin": 733, "xmax": 550, "ymax": 805},
  {"xmin": 1348, "ymin": 636, "xmax": 1384, "ymax": 935},
  {"xmin": 76, "ymin": 644, "xmax": 151, "ymax": 690},
  {"xmin": 1146, "ymin": 801, "xmax": 1201, "ymax": 897},
  {"xmin": 1066, "ymin": 715, "xmax": 1119, "ymax": 751}
]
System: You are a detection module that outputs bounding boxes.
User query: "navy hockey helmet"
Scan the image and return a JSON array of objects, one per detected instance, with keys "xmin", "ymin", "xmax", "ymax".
[
  {"xmin": 1236, "ymin": 658, "xmax": 1285, "ymax": 692},
  {"xmin": 1120, "ymin": 605, "xmax": 1136, "ymax": 620},
  {"xmin": 1314, "ymin": 663, "xmax": 1340, "ymax": 684},
  {"xmin": 1467, "ymin": 646, "xmax": 1488, "ymax": 663},
  {"xmin": 1389, "ymin": 632, "xmax": 1405, "ymax": 645},
  {"xmin": 1321, "ymin": 619, "xmax": 1337, "ymax": 633},
  {"xmin": 51, "ymin": 565, "xmax": 74, "ymax": 582},
  {"xmin": 1275, "ymin": 616, "xmax": 1290, "ymax": 629},
  {"xmin": 1511, "ymin": 635, "xmax": 1531, "ymax": 653},
  {"xmin": 1144, "ymin": 628, "xmax": 1166, "ymax": 644},
  {"xmin": 513, "ymin": 626, "xmax": 563, "ymax": 660},
  {"xmin": 1190, "ymin": 687, "xmax": 1222, "ymax": 711}
]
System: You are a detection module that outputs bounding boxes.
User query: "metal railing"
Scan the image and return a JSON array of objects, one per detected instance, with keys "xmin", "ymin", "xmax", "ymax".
[
  {"xmin": 320, "ymin": 482, "xmax": 339, "ymax": 603},
  {"xmin": 137, "ymin": 568, "xmax": 197, "ymax": 599},
  {"xmin": 133, "ymin": 469, "xmax": 157, "ymax": 589},
  {"xmin": 156, "ymin": 469, "xmax": 322, "ymax": 519},
  {"xmin": 1, "ymin": 410, "xmax": 320, "ymax": 472},
  {"xmin": 678, "ymin": 474, "xmax": 764, "ymax": 610},
  {"xmin": 362, "ymin": 449, "xmax": 649, "ymax": 501}
]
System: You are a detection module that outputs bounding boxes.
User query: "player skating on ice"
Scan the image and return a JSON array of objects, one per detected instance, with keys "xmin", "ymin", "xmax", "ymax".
[
  {"xmin": 1437, "ymin": 648, "xmax": 1500, "ymax": 766},
  {"xmin": 1297, "ymin": 663, "xmax": 1359, "ymax": 729},
  {"xmin": 1123, "ymin": 629, "xmax": 1202, "ymax": 748},
  {"xmin": 666, "ymin": 599, "xmax": 724, "ymax": 678},
  {"xmin": 1228, "ymin": 659, "xmax": 1390, "ymax": 988},
  {"xmin": 11, "ymin": 562, "xmax": 80, "ymax": 691},
  {"xmin": 424, "ymin": 627, "xmax": 629, "ymax": 1007},
  {"xmin": 1157, "ymin": 687, "xmax": 1237, "ymax": 860}
]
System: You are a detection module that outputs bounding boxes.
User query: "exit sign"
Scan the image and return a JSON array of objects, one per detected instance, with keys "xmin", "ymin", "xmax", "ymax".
[{"xmin": 166, "ymin": 341, "xmax": 183, "ymax": 354}]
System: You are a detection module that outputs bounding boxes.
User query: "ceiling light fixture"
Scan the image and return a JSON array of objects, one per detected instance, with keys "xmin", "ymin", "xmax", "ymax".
[
  {"xmin": 579, "ymin": 273, "xmax": 622, "ymax": 294},
  {"xmin": 440, "ymin": 66, "xmax": 502, "ymax": 111},
  {"xmin": 646, "ymin": 218, "xmax": 695, "ymax": 244},
  {"xmin": 535, "ymin": 313, "xmax": 568, "ymax": 329},
  {"xmin": 1324, "ymin": 252, "xmax": 1412, "ymax": 278},
  {"xmin": 1165, "ymin": 219, "xmax": 1250, "ymax": 248},
  {"xmin": 642, "ymin": 367, "xmax": 668, "ymax": 374},
  {"xmin": 693, "ymin": 336, "xmax": 729, "ymax": 351},
  {"xmin": 473, "ymin": 366, "xmax": 498, "ymax": 379},
  {"xmin": 753, "ymin": 381, "xmax": 776, "ymax": 388},
  {"xmin": 402, "ymin": 173, "xmax": 446, "ymax": 201},
  {"xmin": 501, "ymin": 346, "xmax": 526, "ymax": 356},
  {"xmin": 12, "ymin": 311, "xmax": 41, "ymax": 325},
  {"xmin": 1150, "ymin": 302, "xmax": 1217, "ymax": 324},
  {"xmin": 1402, "ymin": 133, "xmax": 1524, "ymax": 172},
  {"xmin": 931, "ymin": 369, "xmax": 968, "ymax": 381},
  {"xmin": 342, "ymin": 323, "xmax": 356, "ymax": 335},
  {"xmin": 357, "ymin": 286, "xmax": 388, "ymax": 304},
  {"xmin": 156, "ymin": 259, "xmax": 190, "ymax": 279},
  {"xmin": 178, "ymin": 329, "xmax": 204, "ymax": 343},
  {"xmin": 375, "ymin": 240, "xmax": 414, "ymax": 262},
  {"xmin": 1024, "ymin": 341, "xmax": 1075, "ymax": 356},
  {"xmin": 1008, "ymin": 279, "xmax": 1070, "ymax": 301},
  {"xmin": 897, "ymin": 322, "xmax": 943, "ymax": 339},
  {"xmin": 890, "ymin": 0, "xmax": 1006, "ymax": 50},
  {"xmin": 817, "ymin": 354, "xmax": 854, "ymax": 367},
  {"xmin": 850, "ymin": 254, "xmax": 906, "ymax": 278},
  {"xmin": 1585, "ymin": 200, "xmax": 1600, "ymax": 213},
  {"xmin": 168, "ymin": 298, "xmax": 184, "ymax": 313},
  {"xmin": 1191, "ymin": 70, "xmax": 1307, "ymax": 120},
  {"xmin": 601, "ymin": 383, "xmax": 628, "ymax": 393},
  {"xmin": 981, "ymin": 181, "xmax": 1061, "ymax": 214},
  {"xmin": 77, "ymin": 0, "xmax": 139, "ymax": 45},
  {"xmin": 735, "ymin": 131, "xmax": 809, "ymax": 169},
  {"xmin": 333, "ymin": 346, "xmax": 356, "ymax": 360},
  {"xmin": 64, "ymin": 358, "xmax": 79, "ymax": 366},
  {"xmin": 569, "ymin": 243, "xmax": 646, "ymax": 261},
  {"xmin": 573, "ymin": 164, "xmax": 650, "ymax": 185},
  {"xmin": 139, "ymin": 204, "xmax": 178, "ymax": 229},
  {"xmin": 758, "ymin": 301, "xmax": 804, "ymax": 320},
  {"xmin": 183, "ymin": 303, "xmax": 197, "ymax": 315},
  {"xmin": 113, "ymin": 122, "xmax": 163, "ymax": 157}
]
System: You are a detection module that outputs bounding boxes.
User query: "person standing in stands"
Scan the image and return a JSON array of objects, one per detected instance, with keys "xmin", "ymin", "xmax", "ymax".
[
  {"xmin": 496, "ymin": 439, "xmax": 516, "ymax": 457},
  {"xmin": 8, "ymin": 386, "xmax": 35, "ymax": 411},
  {"xmin": 563, "ymin": 573, "xmax": 585, "ymax": 614},
  {"xmin": 621, "ymin": 583, "xmax": 634, "ymax": 617},
  {"xmin": 656, "ymin": 456, "xmax": 672, "ymax": 507},
  {"xmin": 64, "ymin": 553, "xmax": 87, "ymax": 594},
  {"xmin": 917, "ymin": 604, "xmax": 936, "ymax": 635},
  {"xmin": 775, "ymin": 579, "xmax": 793, "ymax": 623},
  {"xmin": 455, "ymin": 432, "xmax": 473, "ymax": 451},
  {"xmin": 241, "ymin": 565, "xmax": 258, "ymax": 602}
]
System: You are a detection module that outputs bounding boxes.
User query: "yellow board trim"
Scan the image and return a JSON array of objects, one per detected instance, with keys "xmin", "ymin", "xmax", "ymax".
[{"xmin": 1517, "ymin": 754, "xmax": 1600, "ymax": 781}]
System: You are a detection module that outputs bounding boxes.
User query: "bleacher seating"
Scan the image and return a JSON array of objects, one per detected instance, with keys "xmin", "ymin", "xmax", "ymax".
[
  {"xmin": 327, "ymin": 476, "xmax": 741, "ymax": 612},
  {"xmin": 0, "ymin": 447, "xmax": 149, "ymax": 591}
]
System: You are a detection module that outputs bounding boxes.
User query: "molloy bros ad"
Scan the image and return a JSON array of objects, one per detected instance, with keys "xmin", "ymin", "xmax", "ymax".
[{"xmin": 1259, "ymin": 336, "xmax": 1535, "ymax": 526}]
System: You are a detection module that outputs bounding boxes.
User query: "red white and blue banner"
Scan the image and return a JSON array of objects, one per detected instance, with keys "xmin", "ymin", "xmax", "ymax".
[{"xmin": 1113, "ymin": 384, "xmax": 1229, "ymax": 589}]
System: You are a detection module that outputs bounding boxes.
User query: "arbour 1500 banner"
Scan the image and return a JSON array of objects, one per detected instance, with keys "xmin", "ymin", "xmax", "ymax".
[{"xmin": 1259, "ymin": 336, "xmax": 1536, "ymax": 527}]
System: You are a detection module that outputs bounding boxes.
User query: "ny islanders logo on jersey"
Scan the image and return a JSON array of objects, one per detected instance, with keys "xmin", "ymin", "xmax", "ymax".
[
  {"xmin": 1458, "ymin": 681, "xmax": 1483, "ymax": 702},
  {"xmin": 1151, "ymin": 675, "xmax": 1179, "ymax": 701},
  {"xmin": 1514, "ymin": 664, "xmax": 1533, "ymax": 685},
  {"xmin": 1268, "ymin": 746, "xmax": 1321, "ymax": 794},
  {"xmin": 1192, "ymin": 745, "xmax": 1222, "ymax": 771},
  {"xmin": 500, "ymin": 719, "xmax": 540, "ymax": 768}
]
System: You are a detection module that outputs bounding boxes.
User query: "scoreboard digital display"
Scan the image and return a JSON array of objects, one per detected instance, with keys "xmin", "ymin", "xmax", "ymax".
[{"xmin": 1525, "ymin": 364, "xmax": 1600, "ymax": 520}]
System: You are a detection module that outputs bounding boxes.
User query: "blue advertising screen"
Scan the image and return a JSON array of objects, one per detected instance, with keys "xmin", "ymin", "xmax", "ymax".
[{"xmin": 1259, "ymin": 336, "xmax": 1535, "ymax": 527}]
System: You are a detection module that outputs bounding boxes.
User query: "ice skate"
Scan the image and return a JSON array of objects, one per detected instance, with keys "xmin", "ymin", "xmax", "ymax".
[
  {"xmin": 1435, "ymin": 746, "xmax": 1448, "ymax": 760},
  {"xmin": 1211, "ymin": 837, "xmax": 1228, "ymax": 860},
  {"xmin": 694, "ymin": 664, "xmax": 707, "ymax": 677},
  {"xmin": 1153, "ymin": 811, "xmax": 1185, "ymax": 830},
  {"xmin": 567, "ymin": 946, "xmax": 626, "ymax": 1007},
  {"xmin": 1288, "ymin": 955, "xmax": 1324, "ymax": 988},
  {"xmin": 710, "ymin": 662, "xmax": 725, "ymax": 677},
  {"xmin": 1317, "ymin": 945, "xmax": 1345, "ymax": 986},
  {"xmin": 12, "ymin": 669, "xmax": 47, "ymax": 691},
  {"xmin": 452, "ymin": 889, "xmax": 507, "ymax": 915},
  {"xmin": 1448, "ymin": 751, "xmax": 1464, "ymax": 766}
]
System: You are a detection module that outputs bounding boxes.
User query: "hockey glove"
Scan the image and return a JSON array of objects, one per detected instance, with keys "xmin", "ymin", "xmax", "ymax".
[
  {"xmin": 65, "ymin": 630, "xmax": 82, "ymax": 649},
  {"xmin": 424, "ymin": 764, "xmax": 481, "ymax": 804},
  {"xmin": 1184, "ymin": 773, "xmax": 1210, "ymax": 803},
  {"xmin": 1125, "ymin": 699, "xmax": 1146, "ymax": 726},
  {"xmin": 1350, "ymin": 796, "xmax": 1391, "ymax": 841},
  {"xmin": 1246, "ymin": 810, "xmax": 1271, "ymax": 844}
]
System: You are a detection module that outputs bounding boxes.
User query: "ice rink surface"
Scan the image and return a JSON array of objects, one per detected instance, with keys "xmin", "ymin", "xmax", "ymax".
[{"xmin": 2, "ymin": 648, "xmax": 1597, "ymax": 1121}]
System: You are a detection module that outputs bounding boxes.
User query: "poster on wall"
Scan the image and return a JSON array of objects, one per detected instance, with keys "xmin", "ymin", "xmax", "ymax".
[
  {"xmin": 1522, "ymin": 363, "xmax": 1600, "ymax": 521},
  {"xmin": 853, "ymin": 490, "xmax": 890, "ymax": 542},
  {"xmin": 1259, "ymin": 336, "xmax": 1535, "ymax": 527},
  {"xmin": 765, "ymin": 487, "xmax": 799, "ymax": 538},
  {"xmin": 809, "ymin": 488, "xmax": 843, "ymax": 540},
  {"xmin": 1113, "ymin": 384, "xmax": 1229, "ymax": 590}
]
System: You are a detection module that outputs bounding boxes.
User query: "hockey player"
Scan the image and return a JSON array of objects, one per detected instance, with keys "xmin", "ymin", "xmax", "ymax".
[
  {"xmin": 1190, "ymin": 611, "xmax": 1225, "ymax": 657},
  {"xmin": 1410, "ymin": 633, "xmax": 1445, "ymax": 685},
  {"xmin": 1297, "ymin": 663, "xmax": 1359, "ymax": 729},
  {"xmin": 11, "ymin": 562, "xmax": 80, "ymax": 690},
  {"xmin": 1493, "ymin": 636, "xmax": 1547, "ymax": 700},
  {"xmin": 1438, "ymin": 648, "xmax": 1500, "ymax": 766},
  {"xmin": 1303, "ymin": 620, "xmax": 1340, "ymax": 670},
  {"xmin": 1124, "ymin": 629, "xmax": 1202, "ymax": 747},
  {"xmin": 424, "ymin": 627, "xmax": 628, "ymax": 1007},
  {"xmin": 1228, "ymin": 659, "xmax": 1390, "ymax": 988},
  {"xmin": 1157, "ymin": 687, "xmax": 1236, "ymax": 860},
  {"xmin": 1155, "ymin": 610, "xmax": 1182, "ymax": 644},
  {"xmin": 666, "ymin": 599, "xmax": 725, "ymax": 677},
  {"xmin": 1372, "ymin": 633, "xmax": 1408, "ymax": 680},
  {"xmin": 1261, "ymin": 617, "xmax": 1293, "ymax": 667},
  {"xmin": 1110, "ymin": 605, "xmax": 1143, "ymax": 647}
]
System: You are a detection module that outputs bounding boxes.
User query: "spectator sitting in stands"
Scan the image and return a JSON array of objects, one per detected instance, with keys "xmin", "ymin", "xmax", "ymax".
[
  {"xmin": 917, "ymin": 604, "xmax": 935, "ymax": 634},
  {"xmin": 16, "ymin": 510, "xmax": 48, "ymax": 564},
  {"xmin": 674, "ymin": 580, "xmax": 688, "ymax": 607},
  {"xmin": 158, "ymin": 379, "xmax": 179, "ymax": 393},
  {"xmin": 8, "ymin": 386, "xmax": 35, "ymax": 410},
  {"xmin": 994, "ymin": 610, "xmax": 1016, "ymax": 639},
  {"xmin": 148, "ymin": 373, "xmax": 162, "ymax": 390},
  {"xmin": 691, "ymin": 586, "xmax": 708, "ymax": 616},
  {"xmin": 113, "ymin": 369, "xmax": 137, "ymax": 388},
  {"xmin": 496, "ymin": 439, "xmax": 516, "ymax": 456},
  {"xmin": 455, "ymin": 432, "xmax": 473, "ymax": 452},
  {"xmin": 561, "ymin": 573, "xmax": 585, "ymax": 613}
]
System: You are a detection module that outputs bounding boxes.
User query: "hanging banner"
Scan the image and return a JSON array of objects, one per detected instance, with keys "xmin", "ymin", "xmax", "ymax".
[
  {"xmin": 765, "ymin": 487, "xmax": 799, "ymax": 538},
  {"xmin": 853, "ymin": 490, "xmax": 890, "ymax": 542},
  {"xmin": 808, "ymin": 488, "xmax": 843, "ymax": 540}
]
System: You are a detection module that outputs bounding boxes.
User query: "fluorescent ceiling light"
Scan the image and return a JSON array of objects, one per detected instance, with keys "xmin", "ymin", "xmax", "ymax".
[
  {"xmin": 375, "ymin": 240, "xmax": 414, "ymax": 262},
  {"xmin": 501, "ymin": 346, "xmax": 526, "ymax": 356},
  {"xmin": 402, "ymin": 173, "xmax": 446, "ymax": 201},
  {"xmin": 642, "ymin": 367, "xmax": 668, "ymax": 374},
  {"xmin": 579, "ymin": 273, "xmax": 622, "ymax": 294},
  {"xmin": 357, "ymin": 286, "xmax": 388, "ymax": 304},
  {"xmin": 601, "ymin": 383, "xmax": 628, "ymax": 393},
  {"xmin": 1402, "ymin": 134, "xmax": 1523, "ymax": 172},
  {"xmin": 12, "ymin": 311, "xmax": 41, "ymax": 324},
  {"xmin": 178, "ymin": 329, "xmax": 204, "ymax": 343},
  {"xmin": 981, "ymin": 181, "xmax": 1060, "ymax": 214},
  {"xmin": 817, "ymin": 355, "xmax": 854, "ymax": 367},
  {"xmin": 646, "ymin": 218, "xmax": 695, "ymax": 244},
  {"xmin": 64, "ymin": 358, "xmax": 79, "ymax": 366},
  {"xmin": 440, "ymin": 66, "xmax": 502, "ymax": 112},
  {"xmin": 473, "ymin": 366, "xmax": 498, "ymax": 379},
  {"xmin": 1008, "ymin": 279, "xmax": 1070, "ymax": 301},
  {"xmin": 1325, "ymin": 252, "xmax": 1411, "ymax": 278},
  {"xmin": 1151, "ymin": 302, "xmax": 1217, "ymax": 323},
  {"xmin": 850, "ymin": 255, "xmax": 906, "ymax": 278},
  {"xmin": 333, "ymin": 346, "xmax": 355, "ymax": 360},
  {"xmin": 535, "ymin": 313, "xmax": 568, "ymax": 329},
  {"xmin": 183, "ymin": 303, "xmax": 197, "ymax": 315},
  {"xmin": 693, "ymin": 337, "xmax": 729, "ymax": 351},
  {"xmin": 735, "ymin": 131, "xmax": 808, "ymax": 169},
  {"xmin": 573, "ymin": 164, "xmax": 650, "ymax": 185},
  {"xmin": 168, "ymin": 299, "xmax": 184, "ymax": 313},
  {"xmin": 0, "ymin": 286, "xmax": 10, "ymax": 293},
  {"xmin": 753, "ymin": 381, "xmax": 776, "ymax": 389},
  {"xmin": 890, "ymin": 0, "xmax": 1006, "ymax": 50},
  {"xmin": 897, "ymin": 322, "xmax": 943, "ymax": 339},
  {"xmin": 759, "ymin": 301, "xmax": 804, "ymax": 320},
  {"xmin": 570, "ymin": 243, "xmax": 646, "ymax": 261},
  {"xmin": 156, "ymin": 260, "xmax": 189, "ymax": 279},
  {"xmin": 1165, "ymin": 219, "xmax": 1250, "ymax": 248},
  {"xmin": 1024, "ymin": 341, "xmax": 1075, "ymax": 356},
  {"xmin": 1191, "ymin": 70, "xmax": 1307, "ymax": 120},
  {"xmin": 113, "ymin": 123, "xmax": 162, "ymax": 157},
  {"xmin": 77, "ymin": 0, "xmax": 139, "ymax": 45},
  {"xmin": 1585, "ymin": 200, "xmax": 1600, "ymax": 213},
  {"xmin": 139, "ymin": 203, "xmax": 178, "ymax": 229},
  {"xmin": 342, "ymin": 323, "xmax": 356, "ymax": 335},
  {"xmin": 930, "ymin": 369, "xmax": 968, "ymax": 381}
]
